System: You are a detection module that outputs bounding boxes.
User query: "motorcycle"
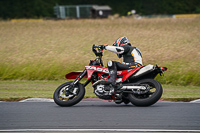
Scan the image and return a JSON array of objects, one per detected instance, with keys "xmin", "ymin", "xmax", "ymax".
[{"xmin": 53, "ymin": 45, "xmax": 167, "ymax": 107}]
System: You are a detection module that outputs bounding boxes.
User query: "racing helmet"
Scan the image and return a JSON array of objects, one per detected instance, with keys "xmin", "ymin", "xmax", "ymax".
[{"xmin": 112, "ymin": 36, "xmax": 130, "ymax": 47}]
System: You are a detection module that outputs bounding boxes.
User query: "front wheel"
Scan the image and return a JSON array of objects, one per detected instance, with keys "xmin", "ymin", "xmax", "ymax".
[
  {"xmin": 128, "ymin": 79, "xmax": 163, "ymax": 107},
  {"xmin": 53, "ymin": 81, "xmax": 85, "ymax": 107}
]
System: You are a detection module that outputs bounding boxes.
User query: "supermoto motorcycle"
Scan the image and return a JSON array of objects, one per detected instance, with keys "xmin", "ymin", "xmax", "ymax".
[{"xmin": 53, "ymin": 45, "xmax": 167, "ymax": 107}]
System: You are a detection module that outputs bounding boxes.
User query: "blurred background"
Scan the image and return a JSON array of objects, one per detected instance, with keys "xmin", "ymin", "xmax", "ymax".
[{"xmin": 0, "ymin": 0, "xmax": 200, "ymax": 19}]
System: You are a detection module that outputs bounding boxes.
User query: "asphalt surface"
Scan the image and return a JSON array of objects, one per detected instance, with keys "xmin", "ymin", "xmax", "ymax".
[{"xmin": 0, "ymin": 100, "xmax": 200, "ymax": 132}]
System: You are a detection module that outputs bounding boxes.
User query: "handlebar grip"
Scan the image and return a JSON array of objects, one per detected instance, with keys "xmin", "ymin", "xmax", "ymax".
[{"xmin": 93, "ymin": 45, "xmax": 99, "ymax": 48}]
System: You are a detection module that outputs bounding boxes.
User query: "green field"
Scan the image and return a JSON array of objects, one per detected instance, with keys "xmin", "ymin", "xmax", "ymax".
[
  {"xmin": 0, "ymin": 17, "xmax": 200, "ymax": 101},
  {"xmin": 0, "ymin": 80, "xmax": 199, "ymax": 102},
  {"xmin": 0, "ymin": 17, "xmax": 200, "ymax": 85}
]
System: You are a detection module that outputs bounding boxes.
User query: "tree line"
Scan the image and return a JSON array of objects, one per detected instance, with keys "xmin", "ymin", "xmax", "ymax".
[{"xmin": 0, "ymin": 0, "xmax": 200, "ymax": 19}]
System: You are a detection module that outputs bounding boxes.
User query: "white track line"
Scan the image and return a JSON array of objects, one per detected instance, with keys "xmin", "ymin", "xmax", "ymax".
[
  {"xmin": 190, "ymin": 99, "xmax": 200, "ymax": 103},
  {"xmin": 19, "ymin": 98, "xmax": 54, "ymax": 102},
  {"xmin": 0, "ymin": 129, "xmax": 200, "ymax": 132}
]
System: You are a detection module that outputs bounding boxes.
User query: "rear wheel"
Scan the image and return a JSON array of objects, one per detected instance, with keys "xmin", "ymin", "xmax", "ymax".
[
  {"xmin": 53, "ymin": 81, "xmax": 85, "ymax": 107},
  {"xmin": 128, "ymin": 79, "xmax": 162, "ymax": 106}
]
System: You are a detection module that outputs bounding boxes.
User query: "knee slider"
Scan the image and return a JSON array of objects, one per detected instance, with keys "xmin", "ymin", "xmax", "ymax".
[{"xmin": 107, "ymin": 60, "xmax": 113, "ymax": 67}]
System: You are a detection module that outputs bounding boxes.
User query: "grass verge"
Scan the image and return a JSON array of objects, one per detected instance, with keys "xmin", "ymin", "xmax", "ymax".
[
  {"xmin": 0, "ymin": 80, "xmax": 199, "ymax": 102},
  {"xmin": 0, "ymin": 18, "xmax": 200, "ymax": 86}
]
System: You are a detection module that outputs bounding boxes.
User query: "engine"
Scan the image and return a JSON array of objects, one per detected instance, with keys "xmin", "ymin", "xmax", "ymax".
[{"xmin": 94, "ymin": 84, "xmax": 114, "ymax": 100}]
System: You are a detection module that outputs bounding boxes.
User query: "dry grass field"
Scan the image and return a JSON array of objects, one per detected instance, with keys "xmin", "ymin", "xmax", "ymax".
[{"xmin": 0, "ymin": 17, "xmax": 200, "ymax": 86}]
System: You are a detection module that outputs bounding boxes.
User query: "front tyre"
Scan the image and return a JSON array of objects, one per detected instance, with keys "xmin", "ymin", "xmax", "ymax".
[
  {"xmin": 128, "ymin": 79, "xmax": 163, "ymax": 107},
  {"xmin": 53, "ymin": 81, "xmax": 85, "ymax": 107}
]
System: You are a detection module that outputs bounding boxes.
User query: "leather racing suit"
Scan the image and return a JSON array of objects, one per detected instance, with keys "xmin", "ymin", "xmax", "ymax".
[
  {"xmin": 98, "ymin": 44, "xmax": 143, "ymax": 86},
  {"xmin": 105, "ymin": 44, "xmax": 143, "ymax": 70}
]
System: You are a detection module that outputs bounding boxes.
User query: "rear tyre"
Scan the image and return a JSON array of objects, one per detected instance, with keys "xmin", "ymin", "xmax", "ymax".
[
  {"xmin": 53, "ymin": 81, "xmax": 85, "ymax": 107},
  {"xmin": 128, "ymin": 79, "xmax": 162, "ymax": 107}
]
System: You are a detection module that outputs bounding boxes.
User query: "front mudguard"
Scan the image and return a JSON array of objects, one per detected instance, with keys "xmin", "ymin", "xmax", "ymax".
[{"xmin": 65, "ymin": 71, "xmax": 86, "ymax": 79}]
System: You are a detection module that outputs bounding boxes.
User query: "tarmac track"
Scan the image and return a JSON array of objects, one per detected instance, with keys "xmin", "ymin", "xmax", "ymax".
[{"xmin": 0, "ymin": 98, "xmax": 200, "ymax": 133}]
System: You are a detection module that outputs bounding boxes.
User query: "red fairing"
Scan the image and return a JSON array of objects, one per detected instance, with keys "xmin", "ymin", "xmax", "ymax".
[
  {"xmin": 84, "ymin": 65, "xmax": 140, "ymax": 80},
  {"xmin": 65, "ymin": 65, "xmax": 152, "ymax": 80},
  {"xmin": 85, "ymin": 65, "xmax": 109, "ymax": 79},
  {"xmin": 65, "ymin": 71, "xmax": 87, "ymax": 79},
  {"xmin": 65, "ymin": 65, "xmax": 109, "ymax": 79},
  {"xmin": 122, "ymin": 66, "xmax": 143, "ymax": 81}
]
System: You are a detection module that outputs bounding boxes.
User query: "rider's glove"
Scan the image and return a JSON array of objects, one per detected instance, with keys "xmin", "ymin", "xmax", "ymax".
[{"xmin": 99, "ymin": 44, "xmax": 108, "ymax": 50}]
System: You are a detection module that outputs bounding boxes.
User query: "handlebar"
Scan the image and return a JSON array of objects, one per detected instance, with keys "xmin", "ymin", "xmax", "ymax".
[
  {"xmin": 92, "ymin": 45, "xmax": 99, "ymax": 48},
  {"xmin": 92, "ymin": 45, "xmax": 103, "ymax": 57},
  {"xmin": 92, "ymin": 45, "xmax": 104, "ymax": 66}
]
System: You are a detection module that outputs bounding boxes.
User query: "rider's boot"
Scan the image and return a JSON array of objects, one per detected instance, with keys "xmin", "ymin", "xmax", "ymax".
[
  {"xmin": 93, "ymin": 61, "xmax": 120, "ymax": 93},
  {"xmin": 99, "ymin": 61, "xmax": 117, "ymax": 86}
]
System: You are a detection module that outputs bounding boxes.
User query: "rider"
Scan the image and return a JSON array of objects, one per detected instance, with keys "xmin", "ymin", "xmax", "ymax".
[{"xmin": 99, "ymin": 36, "xmax": 143, "ymax": 86}]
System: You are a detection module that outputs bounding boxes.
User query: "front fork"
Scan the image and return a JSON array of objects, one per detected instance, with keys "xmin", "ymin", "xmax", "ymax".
[
  {"xmin": 70, "ymin": 69, "xmax": 87, "ymax": 86},
  {"xmin": 66, "ymin": 69, "xmax": 89, "ymax": 95}
]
